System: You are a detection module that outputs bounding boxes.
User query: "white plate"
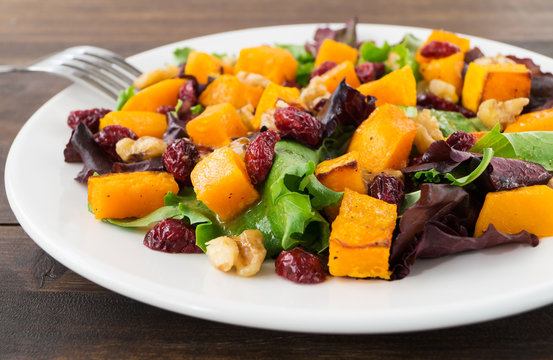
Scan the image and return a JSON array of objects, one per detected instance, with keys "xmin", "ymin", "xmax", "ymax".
[{"xmin": 6, "ymin": 24, "xmax": 553, "ymax": 334}]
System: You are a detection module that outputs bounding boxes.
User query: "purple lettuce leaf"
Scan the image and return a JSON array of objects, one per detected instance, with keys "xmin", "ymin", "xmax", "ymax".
[
  {"xmin": 112, "ymin": 157, "xmax": 164, "ymax": 173},
  {"xmin": 506, "ymin": 55, "xmax": 553, "ymax": 113},
  {"xmin": 475, "ymin": 156, "xmax": 552, "ymax": 192},
  {"xmin": 390, "ymin": 183, "xmax": 538, "ymax": 280},
  {"xmin": 63, "ymin": 131, "xmax": 82, "ymax": 163},
  {"xmin": 402, "ymin": 140, "xmax": 473, "ymax": 174},
  {"xmin": 305, "ymin": 18, "xmax": 357, "ymax": 56},
  {"xmin": 316, "ymin": 79, "xmax": 376, "ymax": 138},
  {"xmin": 71, "ymin": 122, "xmax": 114, "ymax": 183},
  {"xmin": 163, "ymin": 111, "xmax": 189, "ymax": 143}
]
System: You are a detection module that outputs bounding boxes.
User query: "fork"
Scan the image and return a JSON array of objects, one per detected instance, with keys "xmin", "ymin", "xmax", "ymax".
[{"xmin": 0, "ymin": 46, "xmax": 142, "ymax": 100}]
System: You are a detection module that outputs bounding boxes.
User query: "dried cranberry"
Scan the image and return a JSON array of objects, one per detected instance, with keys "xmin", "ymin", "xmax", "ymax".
[
  {"xmin": 309, "ymin": 61, "xmax": 337, "ymax": 80},
  {"xmin": 368, "ymin": 174, "xmax": 405, "ymax": 207},
  {"xmin": 157, "ymin": 105, "xmax": 175, "ymax": 115},
  {"xmin": 355, "ymin": 62, "xmax": 385, "ymax": 83},
  {"xmin": 416, "ymin": 93, "xmax": 476, "ymax": 118},
  {"xmin": 178, "ymin": 80, "xmax": 197, "ymax": 114},
  {"xmin": 67, "ymin": 108, "xmax": 111, "ymax": 133},
  {"xmin": 408, "ymin": 154, "xmax": 425, "ymax": 166},
  {"xmin": 144, "ymin": 218, "xmax": 202, "ymax": 253},
  {"xmin": 93, "ymin": 125, "xmax": 138, "ymax": 160},
  {"xmin": 282, "ymin": 80, "xmax": 300, "ymax": 89},
  {"xmin": 245, "ymin": 130, "xmax": 280, "ymax": 184},
  {"xmin": 162, "ymin": 138, "xmax": 198, "ymax": 185},
  {"xmin": 274, "ymin": 107, "xmax": 324, "ymax": 147},
  {"xmin": 445, "ymin": 131, "xmax": 476, "ymax": 151},
  {"xmin": 275, "ymin": 247, "xmax": 326, "ymax": 284},
  {"xmin": 464, "ymin": 47, "xmax": 485, "ymax": 64},
  {"xmin": 312, "ymin": 98, "xmax": 328, "ymax": 113},
  {"xmin": 420, "ymin": 41, "xmax": 460, "ymax": 59}
]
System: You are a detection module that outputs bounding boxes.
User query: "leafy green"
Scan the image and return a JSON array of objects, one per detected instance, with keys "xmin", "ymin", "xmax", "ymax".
[
  {"xmin": 470, "ymin": 125, "xmax": 553, "ymax": 171},
  {"xmin": 190, "ymin": 104, "xmax": 204, "ymax": 115},
  {"xmin": 359, "ymin": 41, "xmax": 391, "ymax": 63},
  {"xmin": 399, "ymin": 190, "xmax": 421, "ymax": 215},
  {"xmin": 276, "ymin": 44, "xmax": 315, "ymax": 87},
  {"xmin": 211, "ymin": 53, "xmax": 226, "ymax": 59},
  {"xmin": 116, "ymin": 86, "xmax": 135, "ymax": 110},
  {"xmin": 388, "ymin": 41, "xmax": 422, "ymax": 81},
  {"xmin": 400, "ymin": 106, "xmax": 488, "ymax": 137},
  {"xmin": 106, "ymin": 205, "xmax": 181, "ymax": 228},
  {"xmin": 413, "ymin": 148, "xmax": 494, "ymax": 186},
  {"xmin": 174, "ymin": 47, "xmax": 193, "ymax": 64}
]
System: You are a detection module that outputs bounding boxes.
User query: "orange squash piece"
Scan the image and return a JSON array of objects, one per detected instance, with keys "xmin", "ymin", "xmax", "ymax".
[
  {"xmin": 198, "ymin": 75, "xmax": 263, "ymax": 109},
  {"xmin": 186, "ymin": 103, "xmax": 248, "ymax": 148},
  {"xmin": 416, "ymin": 29, "xmax": 471, "ymax": 64},
  {"xmin": 419, "ymin": 52, "xmax": 465, "ymax": 96},
  {"xmin": 185, "ymin": 51, "xmax": 233, "ymax": 84},
  {"xmin": 252, "ymin": 83, "xmax": 300, "ymax": 130},
  {"xmin": 234, "ymin": 45, "xmax": 297, "ymax": 85},
  {"xmin": 121, "ymin": 78, "xmax": 186, "ymax": 112},
  {"xmin": 88, "ymin": 171, "xmax": 179, "ymax": 220},
  {"xmin": 99, "ymin": 111, "xmax": 167, "ymax": 138},
  {"xmin": 319, "ymin": 60, "xmax": 361, "ymax": 93},
  {"xmin": 191, "ymin": 147, "xmax": 260, "ymax": 221},
  {"xmin": 505, "ymin": 108, "xmax": 553, "ymax": 133},
  {"xmin": 315, "ymin": 152, "xmax": 366, "ymax": 194},
  {"xmin": 357, "ymin": 65, "xmax": 417, "ymax": 107},
  {"xmin": 328, "ymin": 189, "xmax": 396, "ymax": 279},
  {"xmin": 314, "ymin": 39, "xmax": 359, "ymax": 67},
  {"xmin": 462, "ymin": 63, "xmax": 531, "ymax": 113},
  {"xmin": 348, "ymin": 103, "xmax": 418, "ymax": 173},
  {"xmin": 474, "ymin": 185, "xmax": 553, "ymax": 238}
]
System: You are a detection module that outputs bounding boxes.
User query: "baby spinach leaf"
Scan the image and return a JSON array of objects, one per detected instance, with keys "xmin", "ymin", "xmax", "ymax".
[
  {"xmin": 359, "ymin": 41, "xmax": 390, "ymax": 63},
  {"xmin": 116, "ymin": 86, "xmax": 135, "ymax": 111}
]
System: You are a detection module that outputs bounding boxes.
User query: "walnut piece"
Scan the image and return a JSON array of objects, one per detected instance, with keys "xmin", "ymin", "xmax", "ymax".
[
  {"xmin": 133, "ymin": 65, "xmax": 179, "ymax": 90},
  {"xmin": 412, "ymin": 109, "xmax": 443, "ymax": 153},
  {"xmin": 477, "ymin": 98, "xmax": 529, "ymax": 130},
  {"xmin": 236, "ymin": 71, "xmax": 271, "ymax": 88},
  {"xmin": 473, "ymin": 55, "xmax": 516, "ymax": 66},
  {"xmin": 227, "ymin": 137, "xmax": 251, "ymax": 161},
  {"xmin": 205, "ymin": 230, "xmax": 266, "ymax": 277},
  {"xmin": 428, "ymin": 79, "xmax": 458, "ymax": 103},
  {"xmin": 237, "ymin": 104, "xmax": 255, "ymax": 131},
  {"xmin": 115, "ymin": 136, "xmax": 167, "ymax": 162},
  {"xmin": 300, "ymin": 76, "xmax": 330, "ymax": 113}
]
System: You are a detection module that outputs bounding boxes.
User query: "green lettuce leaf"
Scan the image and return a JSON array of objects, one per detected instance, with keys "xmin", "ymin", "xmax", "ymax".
[
  {"xmin": 174, "ymin": 46, "xmax": 193, "ymax": 64},
  {"xmin": 190, "ymin": 104, "xmax": 204, "ymax": 115},
  {"xmin": 470, "ymin": 125, "xmax": 553, "ymax": 171},
  {"xmin": 388, "ymin": 41, "xmax": 422, "ymax": 81},
  {"xmin": 400, "ymin": 106, "xmax": 488, "ymax": 137},
  {"xmin": 359, "ymin": 41, "xmax": 390, "ymax": 63},
  {"xmin": 275, "ymin": 44, "xmax": 314, "ymax": 87},
  {"xmin": 116, "ymin": 86, "xmax": 135, "ymax": 111}
]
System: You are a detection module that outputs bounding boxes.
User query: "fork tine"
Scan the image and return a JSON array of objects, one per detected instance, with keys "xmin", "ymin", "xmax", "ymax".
[
  {"xmin": 81, "ymin": 46, "xmax": 142, "ymax": 77},
  {"xmin": 71, "ymin": 55, "xmax": 134, "ymax": 88},
  {"xmin": 50, "ymin": 64, "xmax": 119, "ymax": 99},
  {"xmin": 60, "ymin": 60, "xmax": 126, "ymax": 96}
]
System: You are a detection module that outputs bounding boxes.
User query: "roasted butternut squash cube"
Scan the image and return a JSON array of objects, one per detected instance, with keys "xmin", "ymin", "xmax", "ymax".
[
  {"xmin": 416, "ymin": 29, "xmax": 471, "ymax": 64},
  {"xmin": 121, "ymin": 78, "xmax": 186, "ymax": 112},
  {"xmin": 315, "ymin": 152, "xmax": 366, "ymax": 194},
  {"xmin": 99, "ymin": 111, "xmax": 167, "ymax": 138},
  {"xmin": 88, "ymin": 171, "xmax": 179, "ymax": 220},
  {"xmin": 185, "ymin": 51, "xmax": 233, "ymax": 84},
  {"xmin": 462, "ymin": 63, "xmax": 531, "ymax": 113},
  {"xmin": 314, "ymin": 39, "xmax": 359, "ymax": 67},
  {"xmin": 474, "ymin": 185, "xmax": 553, "ymax": 238},
  {"xmin": 191, "ymin": 147, "xmax": 260, "ymax": 221},
  {"xmin": 419, "ymin": 52, "xmax": 465, "ymax": 96},
  {"xmin": 357, "ymin": 65, "xmax": 417, "ymax": 107},
  {"xmin": 505, "ymin": 108, "xmax": 553, "ymax": 133},
  {"xmin": 252, "ymin": 83, "xmax": 300, "ymax": 130},
  {"xmin": 348, "ymin": 103, "xmax": 417, "ymax": 173},
  {"xmin": 319, "ymin": 60, "xmax": 361, "ymax": 93},
  {"xmin": 198, "ymin": 75, "xmax": 263, "ymax": 109},
  {"xmin": 329, "ymin": 189, "xmax": 396, "ymax": 279},
  {"xmin": 186, "ymin": 103, "xmax": 248, "ymax": 148},
  {"xmin": 234, "ymin": 45, "xmax": 297, "ymax": 85}
]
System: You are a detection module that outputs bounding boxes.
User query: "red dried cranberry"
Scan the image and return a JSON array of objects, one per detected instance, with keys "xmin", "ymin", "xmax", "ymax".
[
  {"xmin": 67, "ymin": 108, "xmax": 111, "ymax": 133},
  {"xmin": 274, "ymin": 107, "xmax": 324, "ymax": 147},
  {"xmin": 144, "ymin": 218, "xmax": 202, "ymax": 253},
  {"xmin": 464, "ymin": 47, "xmax": 485, "ymax": 64},
  {"xmin": 408, "ymin": 154, "xmax": 425, "ymax": 166},
  {"xmin": 275, "ymin": 247, "xmax": 326, "ymax": 284},
  {"xmin": 368, "ymin": 174, "xmax": 405, "ymax": 207},
  {"xmin": 157, "ymin": 105, "xmax": 175, "ymax": 114},
  {"xmin": 312, "ymin": 98, "xmax": 327, "ymax": 113},
  {"xmin": 162, "ymin": 138, "xmax": 198, "ymax": 185},
  {"xmin": 417, "ymin": 93, "xmax": 476, "ymax": 118},
  {"xmin": 245, "ymin": 130, "xmax": 280, "ymax": 184},
  {"xmin": 420, "ymin": 41, "xmax": 460, "ymax": 59},
  {"xmin": 355, "ymin": 62, "xmax": 385, "ymax": 83},
  {"xmin": 445, "ymin": 131, "xmax": 476, "ymax": 151},
  {"xmin": 309, "ymin": 61, "xmax": 337, "ymax": 79},
  {"xmin": 282, "ymin": 80, "xmax": 300, "ymax": 89},
  {"xmin": 178, "ymin": 80, "xmax": 197, "ymax": 114},
  {"xmin": 93, "ymin": 125, "xmax": 138, "ymax": 160}
]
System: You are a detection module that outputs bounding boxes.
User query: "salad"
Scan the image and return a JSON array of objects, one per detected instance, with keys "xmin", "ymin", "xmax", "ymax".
[{"xmin": 64, "ymin": 20, "xmax": 553, "ymax": 284}]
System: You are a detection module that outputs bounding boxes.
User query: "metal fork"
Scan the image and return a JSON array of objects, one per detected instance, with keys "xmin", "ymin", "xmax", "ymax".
[{"xmin": 0, "ymin": 46, "xmax": 142, "ymax": 100}]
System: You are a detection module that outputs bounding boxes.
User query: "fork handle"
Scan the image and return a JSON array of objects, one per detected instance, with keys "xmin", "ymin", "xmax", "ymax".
[{"xmin": 0, "ymin": 65, "xmax": 26, "ymax": 73}]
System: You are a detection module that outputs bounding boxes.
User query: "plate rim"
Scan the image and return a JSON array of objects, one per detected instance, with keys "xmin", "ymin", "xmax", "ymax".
[{"xmin": 6, "ymin": 23, "xmax": 553, "ymax": 334}]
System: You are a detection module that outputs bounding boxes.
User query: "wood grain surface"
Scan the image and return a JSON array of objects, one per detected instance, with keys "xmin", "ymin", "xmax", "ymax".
[{"xmin": 2, "ymin": 0, "xmax": 553, "ymax": 358}]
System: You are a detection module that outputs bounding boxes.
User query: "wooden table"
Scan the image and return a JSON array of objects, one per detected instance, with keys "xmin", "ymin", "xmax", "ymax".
[{"xmin": 2, "ymin": 0, "xmax": 553, "ymax": 358}]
